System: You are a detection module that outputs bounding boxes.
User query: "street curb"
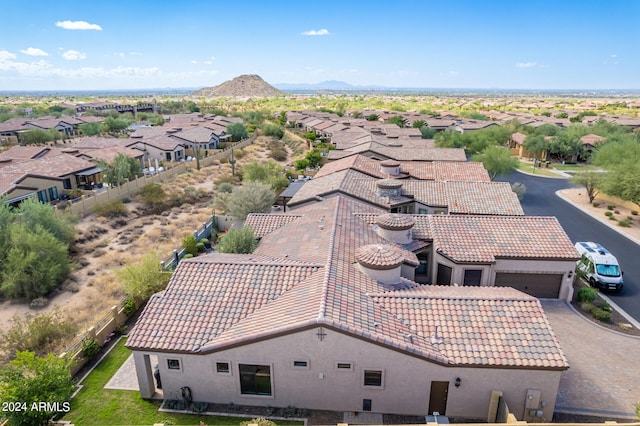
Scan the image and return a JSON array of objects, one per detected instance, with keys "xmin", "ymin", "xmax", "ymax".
[{"xmin": 555, "ymin": 190, "xmax": 640, "ymax": 246}]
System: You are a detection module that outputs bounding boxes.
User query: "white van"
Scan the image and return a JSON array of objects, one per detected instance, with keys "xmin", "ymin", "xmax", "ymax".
[{"xmin": 574, "ymin": 242, "xmax": 623, "ymax": 292}]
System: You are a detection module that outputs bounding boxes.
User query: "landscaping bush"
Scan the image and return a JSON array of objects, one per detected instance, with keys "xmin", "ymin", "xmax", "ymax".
[
  {"xmin": 632, "ymin": 210, "xmax": 638, "ymax": 215},
  {"xmin": 607, "ymin": 205, "xmax": 615, "ymax": 210},
  {"xmin": 577, "ymin": 286, "xmax": 597, "ymax": 303},
  {"xmin": 182, "ymin": 235, "xmax": 198, "ymax": 256},
  {"xmin": 196, "ymin": 242, "xmax": 205, "ymax": 252},
  {"xmin": 604, "ymin": 211, "xmax": 613, "ymax": 217},
  {"xmin": 262, "ymin": 123, "xmax": 285, "ymax": 139},
  {"xmin": 592, "ymin": 202, "xmax": 600, "ymax": 207},
  {"xmin": 122, "ymin": 295, "xmax": 137, "ymax": 316},
  {"xmin": 591, "ymin": 307, "xmax": 611, "ymax": 322},
  {"xmin": 93, "ymin": 200, "xmax": 128, "ymax": 218},
  {"xmin": 183, "ymin": 253, "xmax": 194, "ymax": 259},
  {"xmin": 580, "ymin": 302, "xmax": 595, "ymax": 313},
  {"xmin": 217, "ymin": 182, "xmax": 234, "ymax": 193},
  {"xmin": 608, "ymin": 215, "xmax": 616, "ymax": 221},
  {"xmin": 618, "ymin": 219, "xmax": 631, "ymax": 227},
  {"xmin": 614, "ymin": 210, "xmax": 620, "ymax": 214},
  {"xmin": 81, "ymin": 338, "xmax": 100, "ymax": 359},
  {"xmin": 598, "ymin": 300, "xmax": 612, "ymax": 312},
  {"xmin": 233, "ymin": 148, "xmax": 245, "ymax": 159}
]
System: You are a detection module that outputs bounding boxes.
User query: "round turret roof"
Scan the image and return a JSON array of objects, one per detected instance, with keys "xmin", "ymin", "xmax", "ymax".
[
  {"xmin": 376, "ymin": 213, "xmax": 415, "ymax": 231},
  {"xmin": 380, "ymin": 159, "xmax": 400, "ymax": 167},
  {"xmin": 355, "ymin": 244, "xmax": 405, "ymax": 270}
]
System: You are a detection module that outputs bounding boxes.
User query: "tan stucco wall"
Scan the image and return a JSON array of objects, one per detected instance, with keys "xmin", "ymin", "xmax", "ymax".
[
  {"xmin": 433, "ymin": 255, "xmax": 575, "ymax": 300},
  {"xmin": 140, "ymin": 328, "xmax": 561, "ymax": 419}
]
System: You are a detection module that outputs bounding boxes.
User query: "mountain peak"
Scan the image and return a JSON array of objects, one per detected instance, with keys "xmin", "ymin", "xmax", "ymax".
[{"xmin": 192, "ymin": 74, "xmax": 284, "ymax": 97}]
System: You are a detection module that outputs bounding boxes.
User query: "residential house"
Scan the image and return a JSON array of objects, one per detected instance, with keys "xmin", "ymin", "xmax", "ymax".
[
  {"xmin": 286, "ymin": 168, "xmax": 523, "ymax": 216},
  {"xmin": 127, "ymin": 134, "xmax": 186, "ymax": 163},
  {"xmin": 169, "ymin": 126, "xmax": 225, "ymax": 153},
  {"xmin": 580, "ymin": 134, "xmax": 606, "ymax": 158},
  {"xmin": 127, "ymin": 196, "xmax": 573, "ymax": 420},
  {"xmin": 328, "ymin": 140, "xmax": 467, "ymax": 162},
  {"xmin": 0, "ymin": 146, "xmax": 102, "ymax": 204}
]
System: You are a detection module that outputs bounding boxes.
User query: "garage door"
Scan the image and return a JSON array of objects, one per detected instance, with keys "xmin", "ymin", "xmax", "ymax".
[{"xmin": 494, "ymin": 273, "xmax": 562, "ymax": 298}]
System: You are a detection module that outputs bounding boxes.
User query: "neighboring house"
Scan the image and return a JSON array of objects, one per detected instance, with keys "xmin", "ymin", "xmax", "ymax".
[
  {"xmin": 127, "ymin": 196, "xmax": 572, "ymax": 420},
  {"xmin": 328, "ymin": 141, "xmax": 467, "ymax": 162},
  {"xmin": 127, "ymin": 134, "xmax": 186, "ymax": 163},
  {"xmin": 0, "ymin": 147, "xmax": 102, "ymax": 203},
  {"xmin": 313, "ymin": 154, "xmax": 490, "ymax": 182},
  {"xmin": 169, "ymin": 126, "xmax": 227, "ymax": 152},
  {"xmin": 451, "ymin": 119, "xmax": 499, "ymax": 133},
  {"xmin": 510, "ymin": 133, "xmax": 550, "ymax": 160},
  {"xmin": 580, "ymin": 134, "xmax": 606, "ymax": 158},
  {"xmin": 24, "ymin": 115, "xmax": 84, "ymax": 138},
  {"xmin": 286, "ymin": 169, "xmax": 523, "ymax": 215}
]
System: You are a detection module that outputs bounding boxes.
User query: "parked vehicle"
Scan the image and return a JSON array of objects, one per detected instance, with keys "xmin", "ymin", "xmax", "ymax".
[{"xmin": 574, "ymin": 241, "xmax": 623, "ymax": 292}]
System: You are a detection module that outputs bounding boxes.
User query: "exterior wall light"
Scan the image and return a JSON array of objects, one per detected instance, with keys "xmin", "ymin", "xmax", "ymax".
[{"xmin": 455, "ymin": 377, "xmax": 461, "ymax": 388}]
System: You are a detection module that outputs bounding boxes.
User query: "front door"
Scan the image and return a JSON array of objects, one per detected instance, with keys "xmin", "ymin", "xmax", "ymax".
[{"xmin": 428, "ymin": 381, "xmax": 449, "ymax": 415}]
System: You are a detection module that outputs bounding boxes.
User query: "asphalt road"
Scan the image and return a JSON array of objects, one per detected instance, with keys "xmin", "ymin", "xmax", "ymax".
[{"xmin": 497, "ymin": 172, "xmax": 640, "ymax": 321}]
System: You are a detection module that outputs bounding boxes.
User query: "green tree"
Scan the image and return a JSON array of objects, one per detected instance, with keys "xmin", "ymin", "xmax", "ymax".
[
  {"xmin": 182, "ymin": 235, "xmax": 198, "ymax": 257},
  {"xmin": 387, "ymin": 116, "xmax": 407, "ymax": 128},
  {"xmin": 116, "ymin": 251, "xmax": 172, "ymax": 300},
  {"xmin": 412, "ymin": 119, "xmax": 426, "ymax": 128},
  {"xmin": 101, "ymin": 116, "xmax": 131, "ymax": 133},
  {"xmin": 15, "ymin": 197, "xmax": 75, "ymax": 245},
  {"xmin": 599, "ymin": 162, "xmax": 640, "ymax": 208},
  {"xmin": 227, "ymin": 122, "xmax": 249, "ymax": 141},
  {"xmin": 550, "ymin": 129, "xmax": 585, "ymax": 163},
  {"xmin": 472, "ymin": 146, "xmax": 519, "ymax": 180},
  {"xmin": 242, "ymin": 160, "xmax": 289, "ymax": 190},
  {"xmin": 214, "ymin": 182, "xmax": 275, "ymax": 221},
  {"xmin": 0, "ymin": 224, "xmax": 71, "ymax": 300},
  {"xmin": 278, "ymin": 111, "xmax": 287, "ymax": 126},
  {"xmin": 261, "ymin": 123, "xmax": 284, "ymax": 139},
  {"xmin": 78, "ymin": 122, "xmax": 101, "ymax": 136},
  {"xmin": 305, "ymin": 150, "xmax": 322, "ymax": 168},
  {"xmin": 523, "ymin": 134, "xmax": 549, "ymax": 160},
  {"xmin": 217, "ymin": 227, "xmax": 257, "ymax": 254},
  {"xmin": 21, "ymin": 129, "xmax": 53, "ymax": 145},
  {"xmin": 0, "ymin": 351, "xmax": 75, "ymax": 426},
  {"xmin": 98, "ymin": 154, "xmax": 140, "ymax": 187},
  {"xmin": 570, "ymin": 170, "xmax": 604, "ymax": 203}
]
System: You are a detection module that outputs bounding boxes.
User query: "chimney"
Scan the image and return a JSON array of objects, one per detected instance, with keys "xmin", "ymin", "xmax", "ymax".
[
  {"xmin": 375, "ymin": 213, "xmax": 414, "ymax": 244},
  {"xmin": 376, "ymin": 179, "xmax": 402, "ymax": 198},
  {"xmin": 355, "ymin": 244, "xmax": 404, "ymax": 285},
  {"xmin": 380, "ymin": 159, "xmax": 400, "ymax": 176}
]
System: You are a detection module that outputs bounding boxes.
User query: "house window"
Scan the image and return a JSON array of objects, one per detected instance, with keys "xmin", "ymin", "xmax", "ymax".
[
  {"xmin": 63, "ymin": 178, "xmax": 72, "ymax": 190},
  {"xmin": 292, "ymin": 360, "xmax": 309, "ymax": 369},
  {"xmin": 418, "ymin": 208, "xmax": 427, "ymax": 214},
  {"xmin": 363, "ymin": 399, "xmax": 372, "ymax": 412},
  {"xmin": 463, "ymin": 269, "xmax": 482, "ymax": 286},
  {"xmin": 239, "ymin": 364, "xmax": 272, "ymax": 396},
  {"xmin": 216, "ymin": 362, "xmax": 230, "ymax": 374},
  {"xmin": 48, "ymin": 186, "xmax": 59, "ymax": 201},
  {"xmin": 363, "ymin": 369, "xmax": 383, "ymax": 388},
  {"xmin": 167, "ymin": 359, "xmax": 181, "ymax": 370},
  {"xmin": 436, "ymin": 264, "xmax": 452, "ymax": 285},
  {"xmin": 336, "ymin": 362, "xmax": 353, "ymax": 371},
  {"xmin": 166, "ymin": 152, "xmax": 171, "ymax": 161},
  {"xmin": 37, "ymin": 190, "xmax": 48, "ymax": 203}
]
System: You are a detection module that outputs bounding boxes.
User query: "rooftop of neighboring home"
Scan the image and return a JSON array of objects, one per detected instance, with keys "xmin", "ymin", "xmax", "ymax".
[
  {"xmin": 24, "ymin": 115, "xmax": 85, "ymax": 129},
  {"xmin": 580, "ymin": 133, "xmax": 606, "ymax": 146},
  {"xmin": 314, "ymin": 154, "xmax": 490, "ymax": 181},
  {"xmin": 127, "ymin": 195, "xmax": 569, "ymax": 370},
  {"xmin": 327, "ymin": 140, "xmax": 467, "ymax": 161},
  {"xmin": 286, "ymin": 168, "xmax": 523, "ymax": 215}
]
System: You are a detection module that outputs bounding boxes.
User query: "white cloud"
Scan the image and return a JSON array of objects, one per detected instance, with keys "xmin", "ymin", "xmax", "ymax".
[
  {"xmin": 62, "ymin": 50, "xmax": 86, "ymax": 60},
  {"xmin": 191, "ymin": 60, "xmax": 198, "ymax": 64},
  {"xmin": 55, "ymin": 20, "xmax": 102, "ymax": 30},
  {"xmin": 515, "ymin": 61, "xmax": 537, "ymax": 68},
  {"xmin": 302, "ymin": 28, "xmax": 329, "ymax": 36},
  {"xmin": 20, "ymin": 47, "xmax": 48, "ymax": 57},
  {"xmin": 0, "ymin": 50, "xmax": 17, "ymax": 62},
  {"xmin": 611, "ymin": 54, "xmax": 617, "ymax": 58},
  {"xmin": 448, "ymin": 71, "xmax": 460, "ymax": 76}
]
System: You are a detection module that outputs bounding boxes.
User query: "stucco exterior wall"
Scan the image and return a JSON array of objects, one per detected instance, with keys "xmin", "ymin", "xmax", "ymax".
[{"xmin": 139, "ymin": 328, "xmax": 561, "ymax": 419}]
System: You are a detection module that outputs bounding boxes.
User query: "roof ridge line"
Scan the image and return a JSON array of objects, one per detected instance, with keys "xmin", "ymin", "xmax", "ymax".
[{"xmin": 317, "ymin": 197, "xmax": 341, "ymax": 321}]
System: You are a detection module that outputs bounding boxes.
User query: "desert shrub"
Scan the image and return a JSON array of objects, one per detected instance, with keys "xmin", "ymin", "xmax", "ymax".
[
  {"xmin": 196, "ymin": 242, "xmax": 205, "ymax": 252},
  {"xmin": 592, "ymin": 202, "xmax": 600, "ymax": 207},
  {"xmin": 138, "ymin": 183, "xmax": 168, "ymax": 213},
  {"xmin": 214, "ymin": 174, "xmax": 240, "ymax": 186},
  {"xmin": 93, "ymin": 200, "xmax": 128, "ymax": 218},
  {"xmin": 122, "ymin": 295, "xmax": 137, "ymax": 316},
  {"xmin": 0, "ymin": 308, "xmax": 78, "ymax": 360},
  {"xmin": 604, "ymin": 211, "xmax": 613, "ymax": 217},
  {"xmin": 591, "ymin": 307, "xmax": 611, "ymax": 322},
  {"xmin": 270, "ymin": 148, "xmax": 288, "ymax": 161},
  {"xmin": 81, "ymin": 338, "xmax": 100, "ymax": 358},
  {"xmin": 628, "ymin": 216, "xmax": 634, "ymax": 221},
  {"xmin": 598, "ymin": 300, "xmax": 612, "ymax": 312},
  {"xmin": 614, "ymin": 210, "xmax": 620, "ymax": 214},
  {"xmin": 182, "ymin": 235, "xmax": 198, "ymax": 256},
  {"xmin": 183, "ymin": 186, "xmax": 204, "ymax": 203},
  {"xmin": 577, "ymin": 286, "xmax": 597, "ymax": 303},
  {"xmin": 608, "ymin": 215, "xmax": 616, "ymax": 221},
  {"xmin": 580, "ymin": 302, "xmax": 595, "ymax": 313},
  {"xmin": 217, "ymin": 227, "xmax": 257, "ymax": 254},
  {"xmin": 66, "ymin": 188, "xmax": 83, "ymax": 199},
  {"xmin": 632, "ymin": 210, "xmax": 638, "ymax": 215},
  {"xmin": 116, "ymin": 251, "xmax": 172, "ymax": 300},
  {"xmin": 262, "ymin": 123, "xmax": 285, "ymax": 139},
  {"xmin": 511, "ymin": 182, "xmax": 527, "ymax": 200},
  {"xmin": 607, "ymin": 205, "xmax": 615, "ymax": 210},
  {"xmin": 233, "ymin": 149, "xmax": 245, "ymax": 159},
  {"xmin": 618, "ymin": 219, "xmax": 631, "ymax": 227},
  {"xmin": 294, "ymin": 159, "xmax": 310, "ymax": 171},
  {"xmin": 29, "ymin": 297, "xmax": 48, "ymax": 308},
  {"xmin": 183, "ymin": 253, "xmax": 194, "ymax": 259},
  {"xmin": 217, "ymin": 182, "xmax": 234, "ymax": 193}
]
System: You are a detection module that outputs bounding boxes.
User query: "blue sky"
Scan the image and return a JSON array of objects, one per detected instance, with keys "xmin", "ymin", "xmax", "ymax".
[{"xmin": 0, "ymin": 0, "xmax": 638, "ymax": 91}]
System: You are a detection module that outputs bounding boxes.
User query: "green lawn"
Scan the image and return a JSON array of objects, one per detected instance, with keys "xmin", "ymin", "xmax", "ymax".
[
  {"xmin": 516, "ymin": 160, "xmax": 560, "ymax": 177},
  {"xmin": 62, "ymin": 338, "xmax": 302, "ymax": 425}
]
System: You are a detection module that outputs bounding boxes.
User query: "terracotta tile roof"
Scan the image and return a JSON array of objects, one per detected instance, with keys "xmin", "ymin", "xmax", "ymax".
[
  {"xmin": 288, "ymin": 169, "xmax": 523, "ymax": 215},
  {"xmin": 376, "ymin": 213, "xmax": 415, "ymax": 230},
  {"xmin": 580, "ymin": 134, "xmax": 605, "ymax": 146},
  {"xmin": 429, "ymin": 215, "xmax": 579, "ymax": 262},
  {"xmin": 328, "ymin": 141, "xmax": 467, "ymax": 162},
  {"xmin": 126, "ymin": 254, "xmax": 324, "ymax": 352},
  {"xmin": 0, "ymin": 151, "xmax": 97, "ymax": 178},
  {"xmin": 356, "ymin": 244, "xmax": 406, "ymax": 270},
  {"xmin": 370, "ymin": 285, "xmax": 568, "ymax": 368},
  {"xmin": 128, "ymin": 196, "xmax": 570, "ymax": 369},
  {"xmin": 0, "ymin": 117, "xmax": 29, "ymax": 132},
  {"xmin": 245, "ymin": 213, "xmax": 303, "ymax": 238},
  {"xmin": 171, "ymin": 126, "xmax": 217, "ymax": 143}
]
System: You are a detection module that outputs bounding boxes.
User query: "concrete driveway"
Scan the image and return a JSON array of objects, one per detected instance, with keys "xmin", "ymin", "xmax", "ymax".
[{"xmin": 541, "ymin": 300, "xmax": 640, "ymax": 419}]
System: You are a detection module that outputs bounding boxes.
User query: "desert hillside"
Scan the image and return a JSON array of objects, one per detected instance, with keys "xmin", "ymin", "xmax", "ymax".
[{"xmin": 192, "ymin": 74, "xmax": 284, "ymax": 97}]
